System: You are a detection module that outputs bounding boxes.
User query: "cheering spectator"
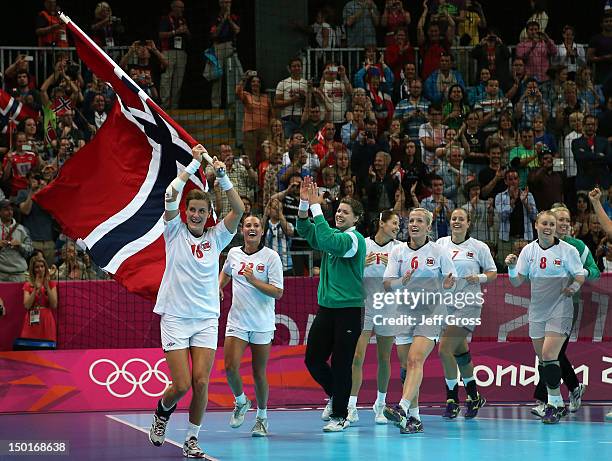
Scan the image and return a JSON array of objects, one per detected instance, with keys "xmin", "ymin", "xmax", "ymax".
[
  {"xmin": 457, "ymin": 1, "xmax": 486, "ymax": 45},
  {"xmin": 576, "ymin": 66, "xmax": 604, "ymax": 116},
  {"xmin": 562, "ymin": 112, "xmax": 583, "ymax": 209},
  {"xmin": 209, "ymin": 0, "xmax": 240, "ymax": 108},
  {"xmin": 12, "ymin": 71, "xmax": 42, "ymax": 112},
  {"xmin": 516, "ymin": 21, "xmax": 557, "ymax": 83},
  {"xmin": 57, "ymin": 241, "xmax": 87, "ymax": 280},
  {"xmin": 365, "ymin": 151, "xmax": 396, "ymax": 223},
  {"xmin": 438, "ymin": 144, "xmax": 470, "ymax": 204},
  {"xmin": 36, "ymin": 0, "xmax": 68, "ymax": 48},
  {"xmin": 341, "ymin": 103, "xmax": 366, "ymax": 146},
  {"xmin": 533, "ymin": 115, "xmax": 556, "ymax": 153},
  {"xmin": 301, "ymin": 103, "xmax": 326, "ymax": 141},
  {"xmin": 263, "ymin": 198, "xmax": 294, "ymax": 275},
  {"xmin": 442, "ymin": 84, "xmax": 469, "ymax": 130},
  {"xmin": 555, "ymin": 25, "xmax": 586, "ymax": 78},
  {"xmin": 262, "ymin": 147, "xmax": 284, "ymax": 208},
  {"xmin": 515, "ymin": 78, "xmax": 547, "ymax": 130},
  {"xmin": 572, "ymin": 115, "xmax": 612, "ymax": 193},
  {"xmin": 159, "ymin": 0, "xmax": 191, "ymax": 109},
  {"xmin": 3, "ymin": 55, "xmax": 38, "ymax": 91},
  {"xmin": 527, "ymin": 147, "xmax": 563, "ymax": 211},
  {"xmin": 384, "ymin": 28, "xmax": 415, "ymax": 81},
  {"xmin": 381, "ymin": 0, "xmax": 411, "ymax": 45},
  {"xmin": 365, "ymin": 68, "xmax": 394, "ymax": 133},
  {"xmin": 461, "ymin": 180, "xmax": 494, "ymax": 242},
  {"xmin": 84, "ymin": 94, "xmax": 110, "ymax": 134},
  {"xmin": 319, "ymin": 63, "xmax": 352, "ymax": 126},
  {"xmin": 354, "ymin": 46, "xmax": 394, "ymax": 94},
  {"xmin": 587, "ymin": 11, "xmax": 612, "ymax": 85},
  {"xmin": 120, "ymin": 40, "xmax": 168, "ymax": 102},
  {"xmin": 421, "ymin": 174, "xmax": 454, "ymax": 239},
  {"xmin": 343, "ymin": 0, "xmax": 380, "ymax": 47},
  {"xmin": 417, "ymin": 6, "xmax": 452, "ymax": 79},
  {"xmin": 282, "ymin": 131, "xmax": 319, "ymax": 172},
  {"xmin": 236, "ymin": 71, "xmax": 272, "ymax": 165},
  {"xmin": 278, "ymin": 144, "xmax": 315, "ymax": 191},
  {"xmin": 488, "ymin": 110, "xmax": 519, "ymax": 154},
  {"xmin": 424, "ymin": 52, "xmax": 465, "ymax": 105},
  {"xmin": 574, "ymin": 192, "xmax": 593, "ymax": 239},
  {"xmin": 494, "ymin": 169, "xmax": 537, "ymax": 263},
  {"xmin": 468, "ymin": 68, "xmax": 493, "ymax": 106},
  {"xmin": 19, "ymin": 257, "xmax": 58, "ymax": 347},
  {"xmin": 539, "ymin": 65, "xmax": 568, "ymax": 111},
  {"xmin": 334, "ymin": 147, "xmax": 353, "ymax": 183},
  {"xmin": 22, "ymin": 118, "xmax": 46, "ymax": 159},
  {"xmin": 394, "ymin": 79, "xmax": 430, "ymax": 142},
  {"xmin": 519, "ymin": 0, "xmax": 549, "ymax": 41},
  {"xmin": 16, "ymin": 174, "xmax": 55, "ymax": 267},
  {"xmin": 419, "ymin": 103, "xmax": 448, "ymax": 169},
  {"xmin": 508, "ymin": 127, "xmax": 537, "ymax": 189},
  {"xmin": 393, "ymin": 62, "xmax": 417, "ymax": 101},
  {"xmin": 90, "ymin": 1, "xmax": 124, "ymax": 48},
  {"xmin": 474, "ymin": 79, "xmax": 513, "ymax": 135},
  {"xmin": 275, "ymin": 58, "xmax": 308, "ymax": 138},
  {"xmin": 551, "ymin": 81, "xmax": 583, "ymax": 136},
  {"xmin": 0, "ymin": 200, "xmax": 33, "ymax": 282},
  {"xmin": 313, "ymin": 124, "xmax": 339, "ymax": 170},
  {"xmin": 505, "ymin": 57, "xmax": 529, "ymax": 104},
  {"xmin": 350, "ymin": 118, "xmax": 389, "ymax": 188},
  {"xmin": 399, "ymin": 139, "xmax": 429, "ymax": 198},
  {"xmin": 479, "ymin": 141, "xmax": 508, "ymax": 200},
  {"xmin": 460, "ymin": 111, "xmax": 488, "ymax": 176},
  {"xmin": 471, "ymin": 33, "xmax": 512, "ymax": 91},
  {"xmin": 2, "ymin": 132, "xmax": 40, "ymax": 199},
  {"xmin": 40, "ymin": 59, "xmax": 83, "ymax": 117}
]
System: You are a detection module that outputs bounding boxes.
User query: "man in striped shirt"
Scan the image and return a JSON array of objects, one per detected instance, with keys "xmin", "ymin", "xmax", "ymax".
[{"xmin": 394, "ymin": 79, "xmax": 430, "ymax": 141}]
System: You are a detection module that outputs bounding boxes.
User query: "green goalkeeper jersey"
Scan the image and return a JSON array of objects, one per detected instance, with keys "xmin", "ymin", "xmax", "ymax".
[{"xmin": 297, "ymin": 212, "xmax": 366, "ymax": 308}]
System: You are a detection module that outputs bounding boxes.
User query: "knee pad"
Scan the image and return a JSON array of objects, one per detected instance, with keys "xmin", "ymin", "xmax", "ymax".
[
  {"xmin": 454, "ymin": 351, "xmax": 472, "ymax": 367},
  {"xmin": 542, "ymin": 360, "xmax": 561, "ymax": 390}
]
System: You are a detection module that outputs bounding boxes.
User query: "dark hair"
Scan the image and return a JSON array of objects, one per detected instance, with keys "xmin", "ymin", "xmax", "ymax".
[
  {"xmin": 339, "ymin": 197, "xmax": 364, "ymax": 224},
  {"xmin": 184, "ymin": 189, "xmax": 212, "ymax": 211},
  {"xmin": 242, "ymin": 214, "xmax": 265, "ymax": 250},
  {"xmin": 288, "ymin": 57, "xmax": 302, "ymax": 67},
  {"xmin": 244, "ymin": 74, "xmax": 263, "ymax": 93},
  {"xmin": 372, "ymin": 209, "xmax": 399, "ymax": 237},
  {"xmin": 504, "ymin": 168, "xmax": 519, "ymax": 179},
  {"xmin": 428, "ymin": 174, "xmax": 444, "ymax": 186},
  {"xmin": 340, "ymin": 177, "xmax": 355, "ymax": 197},
  {"xmin": 402, "ymin": 138, "xmax": 424, "ymax": 167},
  {"xmin": 428, "ymin": 102, "xmax": 443, "ymax": 113},
  {"xmin": 447, "ymin": 84, "xmax": 466, "ymax": 104}
]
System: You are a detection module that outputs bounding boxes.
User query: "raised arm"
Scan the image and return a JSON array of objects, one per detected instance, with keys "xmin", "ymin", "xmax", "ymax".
[
  {"xmin": 589, "ymin": 188, "xmax": 612, "ymax": 238},
  {"xmin": 164, "ymin": 144, "xmax": 205, "ymax": 221}
]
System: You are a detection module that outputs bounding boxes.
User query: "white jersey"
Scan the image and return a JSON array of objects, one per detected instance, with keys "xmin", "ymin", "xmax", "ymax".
[
  {"xmin": 275, "ymin": 76, "xmax": 308, "ymax": 119},
  {"xmin": 516, "ymin": 239, "xmax": 584, "ymax": 322},
  {"xmin": 223, "ymin": 246, "xmax": 284, "ymax": 332},
  {"xmin": 437, "ymin": 236, "xmax": 496, "ymax": 299},
  {"xmin": 321, "ymin": 80, "xmax": 349, "ymax": 123},
  {"xmin": 364, "ymin": 237, "xmax": 402, "ymax": 278},
  {"xmin": 385, "ymin": 240, "xmax": 457, "ymax": 311},
  {"xmin": 153, "ymin": 216, "xmax": 235, "ymax": 319}
]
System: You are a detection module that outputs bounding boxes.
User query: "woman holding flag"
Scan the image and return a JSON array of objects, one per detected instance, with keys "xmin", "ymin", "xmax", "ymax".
[{"xmin": 149, "ymin": 144, "xmax": 245, "ymax": 458}]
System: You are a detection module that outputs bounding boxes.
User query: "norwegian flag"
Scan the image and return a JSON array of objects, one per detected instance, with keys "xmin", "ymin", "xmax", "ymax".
[
  {"xmin": 52, "ymin": 96, "xmax": 73, "ymax": 116},
  {"xmin": 315, "ymin": 125, "xmax": 326, "ymax": 144},
  {"xmin": 0, "ymin": 89, "xmax": 39, "ymax": 134},
  {"xmin": 34, "ymin": 14, "xmax": 213, "ymax": 299}
]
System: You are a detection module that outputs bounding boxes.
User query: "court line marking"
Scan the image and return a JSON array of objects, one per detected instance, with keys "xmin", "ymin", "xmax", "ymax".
[{"xmin": 105, "ymin": 414, "xmax": 183, "ymax": 449}]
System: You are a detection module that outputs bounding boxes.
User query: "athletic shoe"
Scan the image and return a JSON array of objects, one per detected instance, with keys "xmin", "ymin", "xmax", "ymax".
[
  {"xmin": 465, "ymin": 394, "xmax": 486, "ymax": 419},
  {"xmin": 383, "ymin": 405, "xmax": 408, "ymax": 429},
  {"xmin": 347, "ymin": 406, "xmax": 359, "ymax": 423},
  {"xmin": 148, "ymin": 413, "xmax": 169, "ymax": 447},
  {"xmin": 542, "ymin": 404, "xmax": 562, "ymax": 424},
  {"xmin": 321, "ymin": 399, "xmax": 333, "ymax": 421},
  {"xmin": 605, "ymin": 411, "xmax": 612, "ymax": 421},
  {"xmin": 251, "ymin": 417, "xmax": 268, "ymax": 437},
  {"xmin": 569, "ymin": 384, "xmax": 586, "ymax": 413},
  {"xmin": 531, "ymin": 401, "xmax": 546, "ymax": 418},
  {"xmin": 373, "ymin": 402, "xmax": 387, "ymax": 425},
  {"xmin": 322, "ymin": 417, "xmax": 350, "ymax": 432},
  {"xmin": 182, "ymin": 437, "xmax": 206, "ymax": 458},
  {"xmin": 442, "ymin": 399, "xmax": 460, "ymax": 419},
  {"xmin": 557, "ymin": 405, "xmax": 568, "ymax": 417},
  {"xmin": 229, "ymin": 398, "xmax": 252, "ymax": 428},
  {"xmin": 399, "ymin": 416, "xmax": 424, "ymax": 434}
]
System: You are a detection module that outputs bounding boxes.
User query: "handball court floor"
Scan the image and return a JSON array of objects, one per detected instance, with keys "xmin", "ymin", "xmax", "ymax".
[{"xmin": 1, "ymin": 404, "xmax": 611, "ymax": 460}]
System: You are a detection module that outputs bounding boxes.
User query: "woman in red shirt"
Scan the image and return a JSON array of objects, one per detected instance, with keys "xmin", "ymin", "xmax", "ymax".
[{"xmin": 20, "ymin": 257, "xmax": 58, "ymax": 343}]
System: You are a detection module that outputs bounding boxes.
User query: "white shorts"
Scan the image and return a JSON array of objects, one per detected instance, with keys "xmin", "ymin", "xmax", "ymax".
[
  {"xmin": 395, "ymin": 333, "xmax": 438, "ymax": 345},
  {"xmin": 225, "ymin": 324, "xmax": 274, "ymax": 345},
  {"xmin": 529, "ymin": 317, "xmax": 573, "ymax": 339},
  {"xmin": 160, "ymin": 315, "xmax": 218, "ymax": 351}
]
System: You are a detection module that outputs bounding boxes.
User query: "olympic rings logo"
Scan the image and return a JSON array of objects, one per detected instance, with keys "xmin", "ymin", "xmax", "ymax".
[{"xmin": 89, "ymin": 358, "xmax": 172, "ymax": 398}]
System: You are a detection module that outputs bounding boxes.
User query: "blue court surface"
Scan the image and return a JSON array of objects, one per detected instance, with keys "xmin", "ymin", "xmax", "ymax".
[{"xmin": 1, "ymin": 405, "xmax": 611, "ymax": 460}]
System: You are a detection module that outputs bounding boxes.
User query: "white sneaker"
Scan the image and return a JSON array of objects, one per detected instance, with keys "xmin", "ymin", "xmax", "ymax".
[
  {"xmin": 569, "ymin": 384, "xmax": 586, "ymax": 413},
  {"xmin": 531, "ymin": 401, "xmax": 546, "ymax": 418},
  {"xmin": 321, "ymin": 399, "xmax": 333, "ymax": 421},
  {"xmin": 347, "ymin": 406, "xmax": 359, "ymax": 423},
  {"xmin": 373, "ymin": 402, "xmax": 387, "ymax": 424},
  {"xmin": 251, "ymin": 417, "xmax": 268, "ymax": 437},
  {"xmin": 323, "ymin": 417, "xmax": 350, "ymax": 432},
  {"xmin": 229, "ymin": 398, "xmax": 252, "ymax": 428}
]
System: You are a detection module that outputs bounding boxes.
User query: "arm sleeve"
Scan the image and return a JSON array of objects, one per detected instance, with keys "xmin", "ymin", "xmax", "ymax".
[
  {"xmin": 581, "ymin": 245, "xmax": 601, "ymax": 280},
  {"xmin": 268, "ymin": 252, "xmax": 284, "ymax": 289},
  {"xmin": 479, "ymin": 241, "xmax": 497, "ymax": 273},
  {"xmin": 296, "ymin": 216, "xmax": 319, "ymax": 250},
  {"xmin": 516, "ymin": 245, "xmax": 530, "ymax": 277},
  {"xmin": 210, "ymin": 219, "xmax": 236, "ymax": 251},
  {"xmin": 222, "ymin": 250, "xmax": 233, "ymax": 275},
  {"xmin": 383, "ymin": 246, "xmax": 401, "ymax": 279},
  {"xmin": 311, "ymin": 213, "xmax": 359, "ymax": 257},
  {"xmin": 566, "ymin": 246, "xmax": 585, "ymax": 278},
  {"xmin": 439, "ymin": 246, "xmax": 458, "ymax": 278}
]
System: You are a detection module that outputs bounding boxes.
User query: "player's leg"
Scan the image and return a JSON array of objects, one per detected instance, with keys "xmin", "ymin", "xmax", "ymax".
[
  {"xmin": 304, "ymin": 307, "xmax": 335, "ymax": 422},
  {"xmin": 539, "ymin": 331, "xmax": 568, "ymax": 424},
  {"xmin": 372, "ymin": 335, "xmax": 395, "ymax": 423},
  {"xmin": 453, "ymin": 336, "xmax": 486, "ymax": 419},
  {"xmin": 438, "ymin": 327, "xmax": 463, "ymax": 418},
  {"xmin": 183, "ymin": 345, "xmax": 216, "ymax": 458},
  {"xmin": 396, "ymin": 338, "xmax": 410, "ymax": 385},
  {"xmin": 385, "ymin": 336, "xmax": 435, "ymax": 434},
  {"xmin": 250, "ymin": 333, "xmax": 273, "ymax": 437},
  {"xmin": 348, "ymin": 329, "xmax": 372, "ymax": 423},
  {"xmin": 224, "ymin": 334, "xmax": 251, "ymax": 428}
]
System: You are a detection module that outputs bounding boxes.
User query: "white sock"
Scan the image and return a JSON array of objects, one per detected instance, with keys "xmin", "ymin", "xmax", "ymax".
[
  {"xmin": 256, "ymin": 408, "xmax": 267, "ymax": 419},
  {"xmin": 376, "ymin": 391, "xmax": 387, "ymax": 405},
  {"xmin": 235, "ymin": 393, "xmax": 247, "ymax": 405},
  {"xmin": 160, "ymin": 399, "xmax": 173, "ymax": 412},
  {"xmin": 409, "ymin": 407, "xmax": 420, "ymax": 421},
  {"xmin": 548, "ymin": 394, "xmax": 564, "ymax": 407},
  {"xmin": 399, "ymin": 399, "xmax": 411, "ymax": 414},
  {"xmin": 185, "ymin": 421, "xmax": 201, "ymax": 441},
  {"xmin": 463, "ymin": 376, "xmax": 475, "ymax": 384},
  {"xmin": 348, "ymin": 396, "xmax": 358, "ymax": 408},
  {"xmin": 445, "ymin": 378, "xmax": 458, "ymax": 389}
]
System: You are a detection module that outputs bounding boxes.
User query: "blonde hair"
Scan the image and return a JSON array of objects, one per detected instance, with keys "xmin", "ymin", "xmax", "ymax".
[
  {"xmin": 410, "ymin": 207, "xmax": 433, "ymax": 226},
  {"xmin": 535, "ymin": 210, "xmax": 557, "ymax": 224}
]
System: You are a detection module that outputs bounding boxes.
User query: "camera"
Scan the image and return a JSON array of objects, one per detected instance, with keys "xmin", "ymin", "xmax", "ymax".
[
  {"xmin": 328, "ymin": 66, "xmax": 338, "ymax": 73},
  {"xmin": 24, "ymin": 55, "xmax": 34, "ymax": 62},
  {"xmin": 65, "ymin": 61, "xmax": 80, "ymax": 80},
  {"xmin": 365, "ymin": 130, "xmax": 375, "ymax": 139}
]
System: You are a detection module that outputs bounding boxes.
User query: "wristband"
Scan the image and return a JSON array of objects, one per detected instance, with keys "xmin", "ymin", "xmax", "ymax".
[
  {"xmin": 310, "ymin": 203, "xmax": 323, "ymax": 217},
  {"xmin": 165, "ymin": 199, "xmax": 179, "ymax": 211},
  {"xmin": 298, "ymin": 199, "xmax": 309, "ymax": 212},
  {"xmin": 478, "ymin": 273, "xmax": 488, "ymax": 284},
  {"xmin": 508, "ymin": 266, "xmax": 518, "ymax": 278},
  {"xmin": 185, "ymin": 159, "xmax": 201, "ymax": 175},
  {"xmin": 568, "ymin": 281, "xmax": 581, "ymax": 292},
  {"xmin": 217, "ymin": 175, "xmax": 233, "ymax": 191},
  {"xmin": 389, "ymin": 278, "xmax": 404, "ymax": 290}
]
